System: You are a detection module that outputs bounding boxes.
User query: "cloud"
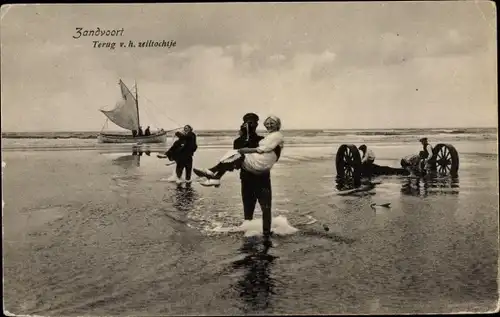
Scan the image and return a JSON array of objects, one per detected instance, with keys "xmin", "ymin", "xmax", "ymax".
[
  {"xmin": 2, "ymin": 39, "xmax": 497, "ymax": 131},
  {"xmin": 1, "ymin": 2, "xmax": 497, "ymax": 131}
]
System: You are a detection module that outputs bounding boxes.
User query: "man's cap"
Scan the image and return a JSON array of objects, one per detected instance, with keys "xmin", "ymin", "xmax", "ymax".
[
  {"xmin": 242, "ymin": 113, "xmax": 259, "ymax": 122},
  {"xmin": 358, "ymin": 144, "xmax": 367, "ymax": 150},
  {"xmin": 419, "ymin": 137, "xmax": 428, "ymax": 142}
]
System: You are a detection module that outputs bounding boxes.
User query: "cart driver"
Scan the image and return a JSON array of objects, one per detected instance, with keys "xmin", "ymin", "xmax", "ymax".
[{"xmin": 419, "ymin": 137, "xmax": 434, "ymax": 170}]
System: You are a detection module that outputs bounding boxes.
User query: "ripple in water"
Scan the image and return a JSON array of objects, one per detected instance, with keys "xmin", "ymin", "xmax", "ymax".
[{"xmin": 210, "ymin": 216, "xmax": 300, "ymax": 237}]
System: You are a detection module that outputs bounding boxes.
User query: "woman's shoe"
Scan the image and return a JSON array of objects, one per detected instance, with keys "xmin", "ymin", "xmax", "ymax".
[
  {"xmin": 199, "ymin": 179, "xmax": 221, "ymax": 188},
  {"xmin": 193, "ymin": 168, "xmax": 216, "ymax": 178}
]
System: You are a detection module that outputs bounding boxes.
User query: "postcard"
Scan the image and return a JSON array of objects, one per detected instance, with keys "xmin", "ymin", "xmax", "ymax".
[{"xmin": 1, "ymin": 2, "xmax": 498, "ymax": 316}]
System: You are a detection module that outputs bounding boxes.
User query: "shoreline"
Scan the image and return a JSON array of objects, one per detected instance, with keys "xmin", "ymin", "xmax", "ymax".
[
  {"xmin": 2, "ymin": 144, "xmax": 497, "ymax": 160},
  {"xmin": 2, "ymin": 138, "xmax": 498, "ymax": 154},
  {"xmin": 1, "ymin": 127, "xmax": 497, "ymax": 140}
]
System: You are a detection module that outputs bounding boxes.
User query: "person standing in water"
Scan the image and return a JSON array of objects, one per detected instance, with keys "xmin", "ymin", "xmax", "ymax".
[
  {"xmin": 195, "ymin": 115, "xmax": 283, "ymax": 240},
  {"xmin": 160, "ymin": 131, "xmax": 184, "ymax": 183},
  {"xmin": 194, "ymin": 116, "xmax": 284, "ymax": 184},
  {"xmin": 175, "ymin": 125, "xmax": 197, "ymax": 183},
  {"xmin": 419, "ymin": 137, "xmax": 434, "ymax": 171},
  {"xmin": 162, "ymin": 125, "xmax": 198, "ymax": 184},
  {"xmin": 233, "ymin": 114, "xmax": 271, "ymax": 238}
]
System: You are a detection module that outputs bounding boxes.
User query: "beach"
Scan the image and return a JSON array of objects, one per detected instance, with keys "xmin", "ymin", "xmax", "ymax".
[{"xmin": 2, "ymin": 132, "xmax": 498, "ymax": 315}]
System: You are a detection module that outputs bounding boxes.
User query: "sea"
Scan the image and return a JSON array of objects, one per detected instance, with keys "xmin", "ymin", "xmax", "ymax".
[{"xmin": 2, "ymin": 127, "xmax": 499, "ymax": 315}]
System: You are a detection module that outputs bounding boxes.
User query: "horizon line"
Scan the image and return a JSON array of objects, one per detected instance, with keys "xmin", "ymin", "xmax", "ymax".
[{"xmin": 1, "ymin": 126, "xmax": 498, "ymax": 134}]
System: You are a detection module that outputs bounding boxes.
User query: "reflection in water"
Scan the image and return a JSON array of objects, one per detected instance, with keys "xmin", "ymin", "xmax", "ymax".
[
  {"xmin": 132, "ymin": 148, "xmax": 151, "ymax": 157},
  {"xmin": 335, "ymin": 176, "xmax": 380, "ymax": 196},
  {"xmin": 231, "ymin": 237, "xmax": 278, "ymax": 313},
  {"xmin": 400, "ymin": 175, "xmax": 460, "ymax": 197},
  {"xmin": 112, "ymin": 154, "xmax": 140, "ymax": 168},
  {"xmin": 335, "ymin": 176, "xmax": 355, "ymax": 191},
  {"xmin": 111, "ymin": 148, "xmax": 152, "ymax": 168},
  {"xmin": 172, "ymin": 184, "xmax": 198, "ymax": 212}
]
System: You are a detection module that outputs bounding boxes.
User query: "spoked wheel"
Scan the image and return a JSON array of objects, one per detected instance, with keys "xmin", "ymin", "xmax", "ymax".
[
  {"xmin": 432, "ymin": 143, "xmax": 459, "ymax": 176},
  {"xmin": 335, "ymin": 144, "xmax": 362, "ymax": 186}
]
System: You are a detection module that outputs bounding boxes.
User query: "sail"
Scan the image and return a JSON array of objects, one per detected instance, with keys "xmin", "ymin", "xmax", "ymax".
[{"xmin": 100, "ymin": 80, "xmax": 139, "ymax": 131}]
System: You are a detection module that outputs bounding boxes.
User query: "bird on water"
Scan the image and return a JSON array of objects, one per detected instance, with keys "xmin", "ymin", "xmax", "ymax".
[{"xmin": 370, "ymin": 203, "xmax": 391, "ymax": 211}]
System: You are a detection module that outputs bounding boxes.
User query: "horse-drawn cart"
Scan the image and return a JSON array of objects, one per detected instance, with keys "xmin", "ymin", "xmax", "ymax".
[{"xmin": 335, "ymin": 143, "xmax": 460, "ymax": 185}]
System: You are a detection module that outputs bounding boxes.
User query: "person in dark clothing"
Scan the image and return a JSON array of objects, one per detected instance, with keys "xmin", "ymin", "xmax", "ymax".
[
  {"xmin": 165, "ymin": 131, "xmax": 186, "ymax": 161},
  {"xmin": 174, "ymin": 125, "xmax": 197, "ymax": 182},
  {"xmin": 419, "ymin": 137, "xmax": 434, "ymax": 171},
  {"xmin": 194, "ymin": 116, "xmax": 283, "ymax": 184},
  {"xmin": 132, "ymin": 129, "xmax": 137, "ymax": 137},
  {"xmin": 199, "ymin": 113, "xmax": 275, "ymax": 239},
  {"xmin": 159, "ymin": 131, "xmax": 186, "ymax": 183},
  {"xmin": 145, "ymin": 126, "xmax": 151, "ymax": 136},
  {"xmin": 238, "ymin": 113, "xmax": 275, "ymax": 240},
  {"xmin": 138, "ymin": 126, "xmax": 144, "ymax": 136}
]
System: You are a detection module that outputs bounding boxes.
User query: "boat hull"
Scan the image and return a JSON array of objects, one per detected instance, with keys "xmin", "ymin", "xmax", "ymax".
[{"xmin": 98, "ymin": 131, "xmax": 167, "ymax": 144}]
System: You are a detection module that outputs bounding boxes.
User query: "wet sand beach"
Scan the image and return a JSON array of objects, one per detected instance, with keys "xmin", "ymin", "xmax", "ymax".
[{"xmin": 2, "ymin": 138, "xmax": 498, "ymax": 315}]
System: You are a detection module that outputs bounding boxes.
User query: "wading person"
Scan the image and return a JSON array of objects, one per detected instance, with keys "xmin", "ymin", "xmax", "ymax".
[
  {"xmin": 164, "ymin": 131, "xmax": 185, "ymax": 160},
  {"xmin": 161, "ymin": 131, "xmax": 186, "ymax": 183},
  {"xmin": 174, "ymin": 125, "xmax": 197, "ymax": 183},
  {"xmin": 359, "ymin": 144, "xmax": 376, "ymax": 177},
  {"xmin": 401, "ymin": 150, "xmax": 427, "ymax": 176},
  {"xmin": 162, "ymin": 125, "xmax": 197, "ymax": 184},
  {"xmin": 194, "ymin": 116, "xmax": 284, "ymax": 185},
  {"xmin": 194, "ymin": 115, "xmax": 284, "ymax": 241},
  {"xmin": 359, "ymin": 144, "xmax": 376, "ymax": 166},
  {"xmin": 419, "ymin": 137, "xmax": 434, "ymax": 171}
]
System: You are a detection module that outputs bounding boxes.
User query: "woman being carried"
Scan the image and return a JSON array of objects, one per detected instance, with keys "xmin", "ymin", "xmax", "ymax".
[{"xmin": 194, "ymin": 116, "xmax": 284, "ymax": 187}]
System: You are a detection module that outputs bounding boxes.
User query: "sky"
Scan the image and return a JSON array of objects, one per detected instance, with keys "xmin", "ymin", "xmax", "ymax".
[{"xmin": 1, "ymin": 2, "xmax": 497, "ymax": 132}]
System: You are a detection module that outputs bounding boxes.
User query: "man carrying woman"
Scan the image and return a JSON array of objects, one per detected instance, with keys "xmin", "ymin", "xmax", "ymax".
[
  {"xmin": 193, "ymin": 115, "xmax": 284, "ymax": 187},
  {"xmin": 160, "ymin": 125, "xmax": 198, "ymax": 184},
  {"xmin": 194, "ymin": 115, "xmax": 284, "ymax": 241}
]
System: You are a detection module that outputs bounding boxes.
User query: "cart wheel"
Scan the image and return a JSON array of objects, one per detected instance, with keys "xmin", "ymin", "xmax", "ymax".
[
  {"xmin": 432, "ymin": 143, "xmax": 459, "ymax": 176},
  {"xmin": 335, "ymin": 144, "xmax": 362, "ymax": 185}
]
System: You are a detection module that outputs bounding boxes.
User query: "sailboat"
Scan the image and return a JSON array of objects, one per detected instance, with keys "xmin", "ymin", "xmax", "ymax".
[{"xmin": 98, "ymin": 79, "xmax": 168, "ymax": 144}]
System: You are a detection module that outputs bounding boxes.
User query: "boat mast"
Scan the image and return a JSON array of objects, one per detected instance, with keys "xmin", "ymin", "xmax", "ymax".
[{"xmin": 135, "ymin": 80, "xmax": 140, "ymax": 131}]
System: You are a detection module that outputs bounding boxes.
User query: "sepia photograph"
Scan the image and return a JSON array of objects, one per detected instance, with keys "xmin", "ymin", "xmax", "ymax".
[{"xmin": 1, "ymin": 1, "xmax": 498, "ymax": 315}]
